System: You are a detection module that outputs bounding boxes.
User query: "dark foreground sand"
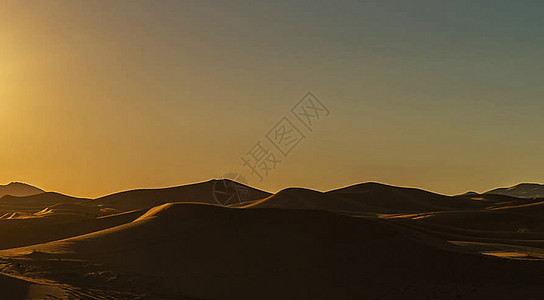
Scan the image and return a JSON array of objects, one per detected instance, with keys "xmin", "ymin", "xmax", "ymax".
[{"xmin": 0, "ymin": 180, "xmax": 543, "ymax": 299}]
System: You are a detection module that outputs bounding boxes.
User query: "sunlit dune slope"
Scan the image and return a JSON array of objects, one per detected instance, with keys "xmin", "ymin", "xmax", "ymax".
[
  {"xmin": 0, "ymin": 179, "xmax": 270, "ymax": 219},
  {"xmin": 0, "ymin": 180, "xmax": 269, "ymax": 253},
  {"xmin": 0, "ymin": 209, "xmax": 145, "ymax": 250},
  {"xmin": 239, "ymin": 187, "xmax": 379, "ymax": 213},
  {"xmin": 92, "ymin": 179, "xmax": 271, "ymax": 211},
  {"xmin": 0, "ymin": 192, "xmax": 90, "ymax": 216}
]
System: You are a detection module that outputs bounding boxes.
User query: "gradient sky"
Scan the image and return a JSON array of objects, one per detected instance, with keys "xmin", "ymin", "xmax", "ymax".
[{"xmin": 1, "ymin": 0, "xmax": 543, "ymax": 197}]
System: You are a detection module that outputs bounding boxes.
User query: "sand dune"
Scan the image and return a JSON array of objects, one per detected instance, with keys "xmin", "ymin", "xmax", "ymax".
[
  {"xmin": 328, "ymin": 182, "xmax": 509, "ymax": 212},
  {"xmin": 243, "ymin": 183, "xmax": 523, "ymax": 215},
  {"xmin": 0, "ymin": 180, "xmax": 269, "ymax": 251},
  {"xmin": 0, "ymin": 209, "xmax": 145, "ymax": 251},
  {"xmin": 0, "ymin": 180, "xmax": 543, "ymax": 299},
  {"xmin": 0, "ymin": 180, "xmax": 269, "ymax": 219},
  {"xmin": 93, "ymin": 179, "xmax": 271, "ymax": 211},
  {"xmin": 34, "ymin": 203, "xmax": 104, "ymax": 219},
  {"xmin": 0, "ymin": 192, "xmax": 90, "ymax": 216},
  {"xmin": 0, "ymin": 182, "xmax": 44, "ymax": 199},
  {"xmin": 239, "ymin": 187, "xmax": 379, "ymax": 214},
  {"xmin": 486, "ymin": 183, "xmax": 544, "ymax": 199},
  {"xmin": 0, "ymin": 202, "xmax": 534, "ymax": 299}
]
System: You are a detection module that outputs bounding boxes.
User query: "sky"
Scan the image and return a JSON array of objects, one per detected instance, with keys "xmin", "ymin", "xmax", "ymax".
[{"xmin": 1, "ymin": 0, "xmax": 543, "ymax": 197}]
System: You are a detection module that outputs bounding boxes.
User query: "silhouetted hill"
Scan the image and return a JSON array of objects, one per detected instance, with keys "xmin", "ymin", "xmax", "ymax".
[
  {"xmin": 0, "ymin": 192, "xmax": 89, "ymax": 216},
  {"xmin": 0, "ymin": 182, "xmax": 44, "ymax": 198},
  {"xmin": 93, "ymin": 179, "xmax": 271, "ymax": 211},
  {"xmin": 242, "ymin": 187, "xmax": 380, "ymax": 213},
  {"xmin": 326, "ymin": 182, "xmax": 501, "ymax": 212},
  {"xmin": 486, "ymin": 183, "xmax": 544, "ymax": 199}
]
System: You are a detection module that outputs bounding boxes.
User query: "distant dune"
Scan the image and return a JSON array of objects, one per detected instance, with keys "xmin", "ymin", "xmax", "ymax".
[
  {"xmin": 0, "ymin": 180, "xmax": 543, "ymax": 299},
  {"xmin": 486, "ymin": 183, "xmax": 544, "ymax": 199},
  {"xmin": 93, "ymin": 179, "xmax": 271, "ymax": 211},
  {"xmin": 0, "ymin": 182, "xmax": 44, "ymax": 199}
]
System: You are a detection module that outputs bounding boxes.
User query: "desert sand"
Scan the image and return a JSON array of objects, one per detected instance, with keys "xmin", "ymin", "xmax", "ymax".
[{"xmin": 0, "ymin": 180, "xmax": 543, "ymax": 299}]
